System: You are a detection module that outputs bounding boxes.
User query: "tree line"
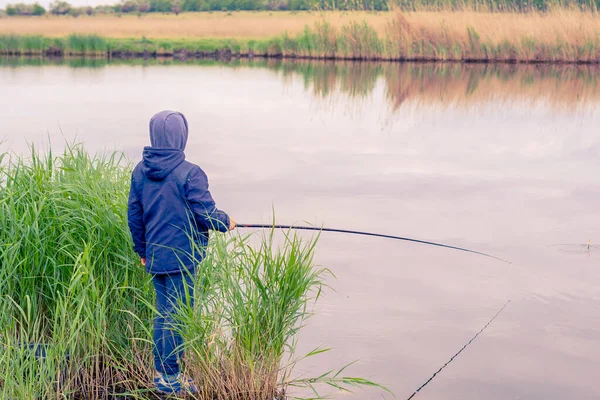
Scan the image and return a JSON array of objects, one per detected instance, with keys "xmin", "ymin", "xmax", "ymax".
[{"xmin": 2, "ymin": 0, "xmax": 598, "ymax": 16}]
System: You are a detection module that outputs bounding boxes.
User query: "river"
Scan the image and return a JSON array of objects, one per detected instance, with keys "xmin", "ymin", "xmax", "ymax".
[{"xmin": 1, "ymin": 58, "xmax": 599, "ymax": 399}]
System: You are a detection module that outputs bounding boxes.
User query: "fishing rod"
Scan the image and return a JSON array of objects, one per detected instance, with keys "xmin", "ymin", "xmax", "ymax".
[{"xmin": 236, "ymin": 224, "xmax": 511, "ymax": 264}]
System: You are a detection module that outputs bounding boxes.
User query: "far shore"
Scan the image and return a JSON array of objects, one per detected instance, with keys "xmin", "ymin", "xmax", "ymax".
[{"xmin": 1, "ymin": 10, "xmax": 600, "ymax": 63}]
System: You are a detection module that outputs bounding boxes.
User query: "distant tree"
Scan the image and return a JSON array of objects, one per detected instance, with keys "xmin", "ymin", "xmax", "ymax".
[
  {"xmin": 198, "ymin": 0, "xmax": 210, "ymax": 11},
  {"xmin": 171, "ymin": 0, "xmax": 182, "ymax": 14},
  {"xmin": 288, "ymin": 0, "xmax": 314, "ymax": 9},
  {"xmin": 235, "ymin": 0, "xmax": 258, "ymax": 9},
  {"xmin": 182, "ymin": 0, "xmax": 199, "ymax": 11},
  {"xmin": 266, "ymin": 0, "xmax": 289, "ymax": 9},
  {"xmin": 138, "ymin": 0, "xmax": 150, "ymax": 12},
  {"xmin": 50, "ymin": 0, "xmax": 72, "ymax": 15},
  {"xmin": 149, "ymin": 0, "xmax": 171, "ymax": 12},
  {"xmin": 120, "ymin": 0, "xmax": 139, "ymax": 12},
  {"xmin": 68, "ymin": 6, "xmax": 83, "ymax": 16},
  {"xmin": 93, "ymin": 4, "xmax": 115, "ymax": 13},
  {"xmin": 186, "ymin": 0, "xmax": 210, "ymax": 11},
  {"xmin": 33, "ymin": 3, "xmax": 46, "ymax": 15},
  {"xmin": 4, "ymin": 3, "xmax": 46, "ymax": 15},
  {"xmin": 3, "ymin": 0, "xmax": 581, "ymax": 14}
]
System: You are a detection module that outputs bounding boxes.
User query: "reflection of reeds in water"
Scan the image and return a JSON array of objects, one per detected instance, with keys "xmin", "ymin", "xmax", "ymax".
[
  {"xmin": 278, "ymin": 61, "xmax": 383, "ymax": 98},
  {"xmin": 382, "ymin": 63, "xmax": 600, "ymax": 108},
  {"xmin": 265, "ymin": 60, "xmax": 600, "ymax": 108},
  {"xmin": 2, "ymin": 56, "xmax": 598, "ymax": 107}
]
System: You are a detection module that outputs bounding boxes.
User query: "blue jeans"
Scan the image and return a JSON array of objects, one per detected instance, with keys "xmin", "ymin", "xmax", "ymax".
[{"xmin": 152, "ymin": 272, "xmax": 194, "ymax": 376}]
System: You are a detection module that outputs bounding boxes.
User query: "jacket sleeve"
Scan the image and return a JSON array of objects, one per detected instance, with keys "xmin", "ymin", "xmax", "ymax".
[
  {"xmin": 127, "ymin": 174, "xmax": 147, "ymax": 258},
  {"xmin": 185, "ymin": 167, "xmax": 230, "ymax": 233}
]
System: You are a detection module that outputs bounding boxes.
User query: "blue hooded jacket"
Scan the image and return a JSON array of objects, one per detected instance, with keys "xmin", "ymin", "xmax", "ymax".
[{"xmin": 127, "ymin": 110, "xmax": 230, "ymax": 275}]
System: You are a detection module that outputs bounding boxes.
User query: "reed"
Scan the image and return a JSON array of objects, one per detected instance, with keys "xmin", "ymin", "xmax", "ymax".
[
  {"xmin": 0, "ymin": 144, "xmax": 385, "ymax": 399},
  {"xmin": 0, "ymin": 34, "xmax": 107, "ymax": 55}
]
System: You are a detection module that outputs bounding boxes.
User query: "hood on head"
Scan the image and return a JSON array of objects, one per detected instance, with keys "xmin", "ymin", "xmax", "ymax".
[
  {"xmin": 143, "ymin": 110, "xmax": 189, "ymax": 181},
  {"xmin": 149, "ymin": 110, "xmax": 189, "ymax": 150}
]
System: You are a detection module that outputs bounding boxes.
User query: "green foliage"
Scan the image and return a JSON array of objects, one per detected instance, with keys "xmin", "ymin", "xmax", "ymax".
[
  {"xmin": 288, "ymin": 0, "xmax": 313, "ymax": 9},
  {"xmin": 149, "ymin": 0, "xmax": 172, "ymax": 11},
  {"xmin": 5, "ymin": 2, "xmax": 46, "ymax": 16},
  {"xmin": 67, "ymin": 6, "xmax": 83, "ymax": 16},
  {"xmin": 0, "ymin": 145, "xmax": 148, "ymax": 397},
  {"xmin": 0, "ymin": 35, "xmax": 51, "ymax": 54},
  {"xmin": 171, "ymin": 0, "xmax": 183, "ymax": 13},
  {"xmin": 49, "ymin": 0, "xmax": 71, "ymax": 14},
  {"xmin": 33, "ymin": 3, "xmax": 46, "ymax": 15},
  {"xmin": 92, "ymin": 4, "xmax": 116, "ymax": 13},
  {"xmin": 66, "ymin": 34, "xmax": 107, "ymax": 53},
  {"xmin": 183, "ymin": 0, "xmax": 209, "ymax": 11},
  {"xmin": 120, "ymin": 0, "xmax": 139, "ymax": 12},
  {"xmin": 4, "ymin": 0, "xmax": 595, "ymax": 14},
  {"xmin": 137, "ymin": 0, "xmax": 151, "ymax": 12}
]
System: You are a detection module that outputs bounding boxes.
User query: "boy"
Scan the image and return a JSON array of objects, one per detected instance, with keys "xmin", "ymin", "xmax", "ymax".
[{"xmin": 128, "ymin": 110, "xmax": 235, "ymax": 395}]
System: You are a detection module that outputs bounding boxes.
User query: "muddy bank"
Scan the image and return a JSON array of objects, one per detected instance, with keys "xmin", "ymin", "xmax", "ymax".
[{"xmin": 3, "ymin": 48, "xmax": 600, "ymax": 64}]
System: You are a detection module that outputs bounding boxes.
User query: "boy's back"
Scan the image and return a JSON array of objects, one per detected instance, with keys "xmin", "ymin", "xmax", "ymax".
[{"xmin": 128, "ymin": 110, "xmax": 231, "ymax": 275}]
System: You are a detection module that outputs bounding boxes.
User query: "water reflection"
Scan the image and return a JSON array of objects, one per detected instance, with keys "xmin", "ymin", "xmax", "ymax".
[{"xmin": 3, "ymin": 57, "xmax": 599, "ymax": 109}]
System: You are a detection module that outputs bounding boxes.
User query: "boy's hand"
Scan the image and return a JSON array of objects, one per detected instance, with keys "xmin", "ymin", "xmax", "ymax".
[
  {"xmin": 140, "ymin": 258, "xmax": 146, "ymax": 266},
  {"xmin": 229, "ymin": 217, "xmax": 236, "ymax": 231}
]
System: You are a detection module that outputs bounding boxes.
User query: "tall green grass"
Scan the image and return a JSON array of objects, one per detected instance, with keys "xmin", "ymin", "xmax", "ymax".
[
  {"xmin": 0, "ymin": 34, "xmax": 108, "ymax": 55},
  {"xmin": 0, "ymin": 144, "xmax": 387, "ymax": 399},
  {"xmin": 0, "ymin": 146, "xmax": 150, "ymax": 398}
]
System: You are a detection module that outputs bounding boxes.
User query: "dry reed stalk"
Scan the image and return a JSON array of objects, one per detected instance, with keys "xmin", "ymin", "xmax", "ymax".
[{"xmin": 385, "ymin": 9, "xmax": 600, "ymax": 61}]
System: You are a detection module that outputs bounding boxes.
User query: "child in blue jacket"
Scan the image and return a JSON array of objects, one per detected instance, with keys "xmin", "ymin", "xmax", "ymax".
[{"xmin": 128, "ymin": 110, "xmax": 235, "ymax": 395}]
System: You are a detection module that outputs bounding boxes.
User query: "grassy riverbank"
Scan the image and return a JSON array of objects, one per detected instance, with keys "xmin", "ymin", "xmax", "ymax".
[
  {"xmin": 1, "ymin": 10, "xmax": 600, "ymax": 62},
  {"xmin": 0, "ymin": 145, "xmax": 384, "ymax": 399}
]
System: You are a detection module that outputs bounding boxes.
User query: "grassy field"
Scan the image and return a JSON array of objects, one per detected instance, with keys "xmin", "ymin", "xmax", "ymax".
[
  {"xmin": 0, "ymin": 10, "xmax": 598, "ymax": 40},
  {"xmin": 1, "ymin": 10, "xmax": 600, "ymax": 62},
  {"xmin": 0, "ymin": 144, "xmax": 385, "ymax": 399},
  {"xmin": 0, "ymin": 11, "xmax": 388, "ymax": 38}
]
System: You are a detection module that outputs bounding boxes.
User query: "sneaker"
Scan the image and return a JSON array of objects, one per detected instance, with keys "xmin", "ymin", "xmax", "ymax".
[
  {"xmin": 154, "ymin": 371, "xmax": 199, "ymax": 395},
  {"xmin": 154, "ymin": 371, "xmax": 181, "ymax": 394},
  {"xmin": 177, "ymin": 373, "xmax": 199, "ymax": 395}
]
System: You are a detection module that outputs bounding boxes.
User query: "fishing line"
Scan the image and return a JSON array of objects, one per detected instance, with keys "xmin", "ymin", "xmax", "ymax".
[
  {"xmin": 547, "ymin": 243, "xmax": 598, "ymax": 254},
  {"xmin": 236, "ymin": 224, "xmax": 511, "ymax": 264},
  {"xmin": 405, "ymin": 300, "xmax": 511, "ymax": 400},
  {"xmin": 406, "ymin": 300, "xmax": 510, "ymax": 400}
]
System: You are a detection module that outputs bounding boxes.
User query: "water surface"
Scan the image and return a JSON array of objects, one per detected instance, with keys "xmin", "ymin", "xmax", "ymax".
[{"xmin": 1, "ymin": 58, "xmax": 599, "ymax": 399}]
